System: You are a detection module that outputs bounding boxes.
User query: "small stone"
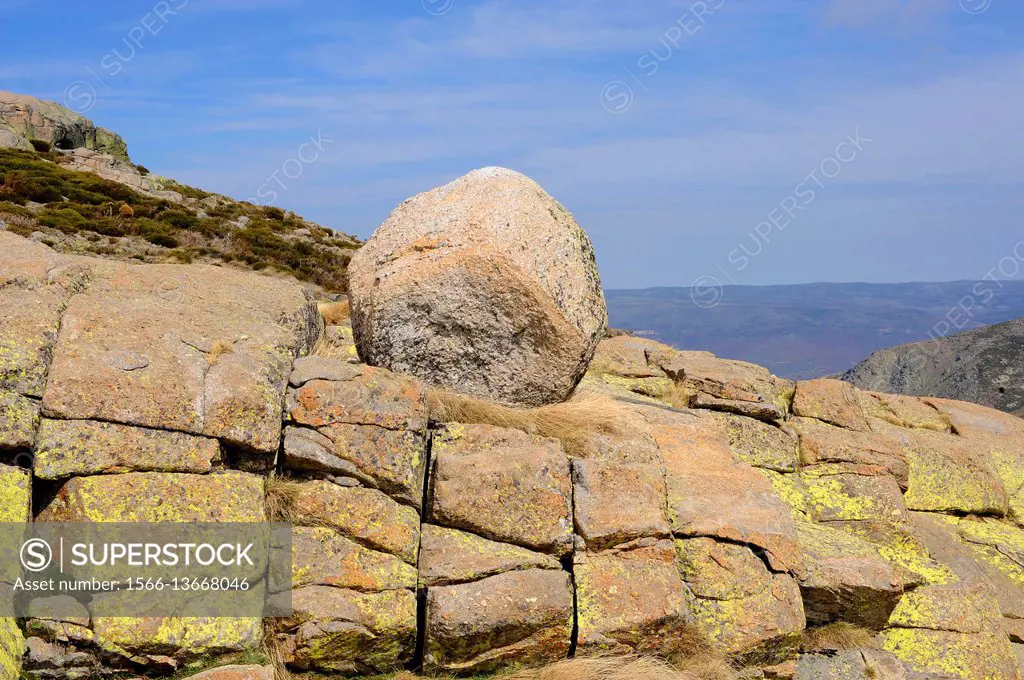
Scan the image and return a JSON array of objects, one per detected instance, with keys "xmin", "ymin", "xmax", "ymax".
[{"xmin": 288, "ymin": 356, "xmax": 362, "ymax": 387}]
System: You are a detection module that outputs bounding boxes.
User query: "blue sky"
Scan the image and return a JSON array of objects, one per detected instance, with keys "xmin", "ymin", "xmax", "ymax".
[{"xmin": 1, "ymin": 0, "xmax": 1023, "ymax": 289}]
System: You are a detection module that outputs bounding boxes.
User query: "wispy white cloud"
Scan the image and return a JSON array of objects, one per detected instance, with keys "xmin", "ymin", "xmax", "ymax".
[{"xmin": 822, "ymin": 0, "xmax": 948, "ymax": 30}]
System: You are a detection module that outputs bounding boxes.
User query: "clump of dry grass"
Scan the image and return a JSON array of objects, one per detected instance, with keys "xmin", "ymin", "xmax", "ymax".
[
  {"xmin": 649, "ymin": 381, "xmax": 695, "ymax": 409},
  {"xmin": 262, "ymin": 619, "xmax": 291, "ymax": 680},
  {"xmin": 801, "ymin": 622, "xmax": 878, "ymax": 652},
  {"xmin": 312, "ymin": 331, "xmax": 349, "ymax": 360},
  {"xmin": 427, "ymin": 388, "xmax": 636, "ymax": 456},
  {"xmin": 319, "ymin": 299, "xmax": 351, "ymax": 325},
  {"xmin": 206, "ymin": 340, "xmax": 234, "ymax": 365},
  {"xmin": 265, "ymin": 475, "xmax": 305, "ymax": 523}
]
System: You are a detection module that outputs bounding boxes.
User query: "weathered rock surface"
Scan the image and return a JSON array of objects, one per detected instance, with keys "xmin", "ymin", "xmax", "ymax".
[
  {"xmin": 348, "ymin": 167, "xmax": 607, "ymax": 406},
  {"xmin": 429, "ymin": 423, "xmax": 573, "ymax": 556},
  {"xmin": 796, "ymin": 522, "xmax": 903, "ymax": 628},
  {"xmin": 283, "ymin": 479, "xmax": 420, "ymax": 565},
  {"xmin": 574, "ymin": 541, "xmax": 691, "ymax": 657},
  {"xmin": 0, "ymin": 90, "xmax": 129, "ymax": 160},
  {"xmin": 37, "ymin": 471, "xmax": 265, "ymax": 523},
  {"xmin": 677, "ymin": 536, "xmax": 804, "ymax": 663},
  {"xmin": 278, "ymin": 586, "xmax": 416, "ymax": 674},
  {"xmin": 418, "ymin": 523, "xmax": 561, "ymax": 587},
  {"xmin": 572, "ymin": 458, "xmax": 670, "ymax": 550},
  {"xmin": 33, "ymin": 419, "xmax": 222, "ymax": 478},
  {"xmin": 0, "ymin": 463, "xmax": 30, "ymax": 522},
  {"xmin": 0, "ymin": 391, "xmax": 38, "ymax": 454},
  {"xmin": 881, "ymin": 584, "xmax": 1019, "ymax": 680},
  {"xmin": 646, "ymin": 408, "xmax": 802, "ymax": 575},
  {"xmin": 424, "ymin": 568, "xmax": 572, "ymax": 673},
  {"xmin": 188, "ymin": 666, "xmax": 273, "ymax": 680},
  {"xmin": 3, "ymin": 231, "xmax": 1024, "ymax": 680}
]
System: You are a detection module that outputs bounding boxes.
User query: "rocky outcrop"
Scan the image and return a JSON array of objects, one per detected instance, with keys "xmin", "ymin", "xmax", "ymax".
[
  {"xmin": 1, "ymin": 90, "xmax": 360, "ymax": 290},
  {"xmin": 0, "ymin": 91, "xmax": 129, "ymax": 161},
  {"xmin": 349, "ymin": 167, "xmax": 607, "ymax": 406},
  {"xmin": 843, "ymin": 316, "xmax": 1024, "ymax": 417},
  {"xmin": 3, "ymin": 231, "xmax": 1024, "ymax": 679}
]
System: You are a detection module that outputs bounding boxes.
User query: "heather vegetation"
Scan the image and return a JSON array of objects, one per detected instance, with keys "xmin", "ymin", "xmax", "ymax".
[{"xmin": 0, "ymin": 147, "xmax": 359, "ymax": 290}]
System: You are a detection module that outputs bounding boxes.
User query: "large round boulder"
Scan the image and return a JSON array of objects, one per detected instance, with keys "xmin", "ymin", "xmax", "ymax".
[{"xmin": 348, "ymin": 167, "xmax": 607, "ymax": 406}]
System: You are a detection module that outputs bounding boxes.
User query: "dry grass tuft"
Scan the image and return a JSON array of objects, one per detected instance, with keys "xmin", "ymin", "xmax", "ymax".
[
  {"xmin": 671, "ymin": 656, "xmax": 739, "ymax": 680},
  {"xmin": 265, "ymin": 475, "xmax": 305, "ymax": 523},
  {"xmin": 312, "ymin": 331, "xmax": 350, "ymax": 360},
  {"xmin": 262, "ymin": 619, "xmax": 291, "ymax": 680},
  {"xmin": 649, "ymin": 381, "xmax": 695, "ymax": 409},
  {"xmin": 206, "ymin": 340, "xmax": 234, "ymax": 365},
  {"xmin": 801, "ymin": 622, "xmax": 878, "ymax": 652},
  {"xmin": 427, "ymin": 389, "xmax": 636, "ymax": 456},
  {"xmin": 319, "ymin": 299, "xmax": 351, "ymax": 325}
]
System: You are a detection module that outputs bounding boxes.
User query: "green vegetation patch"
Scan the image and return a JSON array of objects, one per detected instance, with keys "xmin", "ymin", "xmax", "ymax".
[{"xmin": 0, "ymin": 148, "xmax": 359, "ymax": 290}]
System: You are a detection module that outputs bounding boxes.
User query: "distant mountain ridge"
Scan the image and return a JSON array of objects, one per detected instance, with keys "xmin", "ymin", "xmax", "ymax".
[
  {"xmin": 843, "ymin": 316, "xmax": 1024, "ymax": 416},
  {"xmin": 606, "ymin": 281, "xmax": 1024, "ymax": 380}
]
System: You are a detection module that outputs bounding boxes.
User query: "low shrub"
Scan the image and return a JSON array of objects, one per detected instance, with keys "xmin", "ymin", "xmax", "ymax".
[
  {"xmin": 29, "ymin": 139, "xmax": 52, "ymax": 153},
  {"xmin": 38, "ymin": 208, "xmax": 89, "ymax": 233},
  {"xmin": 158, "ymin": 210, "xmax": 198, "ymax": 229}
]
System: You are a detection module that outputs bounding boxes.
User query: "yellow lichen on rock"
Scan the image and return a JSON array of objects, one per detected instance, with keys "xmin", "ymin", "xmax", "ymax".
[
  {"xmin": 0, "ymin": 616, "xmax": 24, "ymax": 680},
  {"xmin": 0, "ymin": 463, "xmax": 29, "ymax": 523}
]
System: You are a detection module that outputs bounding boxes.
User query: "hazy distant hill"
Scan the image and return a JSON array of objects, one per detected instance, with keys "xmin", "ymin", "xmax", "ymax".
[
  {"xmin": 843, "ymin": 316, "xmax": 1024, "ymax": 416},
  {"xmin": 606, "ymin": 281, "xmax": 1024, "ymax": 380}
]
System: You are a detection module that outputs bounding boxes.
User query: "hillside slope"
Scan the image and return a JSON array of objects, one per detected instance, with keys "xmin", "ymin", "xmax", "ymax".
[
  {"xmin": 843, "ymin": 316, "xmax": 1024, "ymax": 416},
  {"xmin": 0, "ymin": 91, "xmax": 359, "ymax": 290}
]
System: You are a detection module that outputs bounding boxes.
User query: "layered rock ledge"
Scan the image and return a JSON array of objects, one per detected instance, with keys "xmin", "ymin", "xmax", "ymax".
[{"xmin": 2, "ymin": 234, "xmax": 1024, "ymax": 680}]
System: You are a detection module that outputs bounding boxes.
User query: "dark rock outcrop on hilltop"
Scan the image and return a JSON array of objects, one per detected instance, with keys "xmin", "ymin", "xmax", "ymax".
[
  {"xmin": 0, "ymin": 91, "xmax": 130, "ymax": 161},
  {"xmin": 843, "ymin": 316, "xmax": 1024, "ymax": 417}
]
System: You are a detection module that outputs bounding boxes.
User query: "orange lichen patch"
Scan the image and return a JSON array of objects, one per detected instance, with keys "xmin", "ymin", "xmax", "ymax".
[
  {"xmin": 290, "ymin": 367, "xmax": 426, "ymax": 431},
  {"xmin": 290, "ymin": 526, "xmax": 416, "ymax": 591}
]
